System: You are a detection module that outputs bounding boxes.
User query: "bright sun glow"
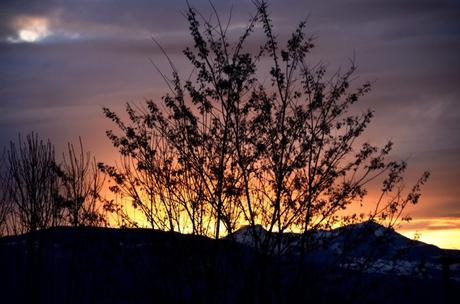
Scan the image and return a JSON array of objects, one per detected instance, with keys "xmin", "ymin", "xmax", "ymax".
[{"xmin": 11, "ymin": 16, "xmax": 50, "ymax": 43}]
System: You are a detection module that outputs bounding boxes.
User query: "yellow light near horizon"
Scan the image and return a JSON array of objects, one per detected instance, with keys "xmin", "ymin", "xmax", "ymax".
[
  {"xmin": 400, "ymin": 229, "xmax": 460, "ymax": 250},
  {"xmin": 398, "ymin": 217, "xmax": 460, "ymax": 250},
  {"xmin": 98, "ymin": 164, "xmax": 460, "ymax": 247},
  {"xmin": 103, "ymin": 187, "xmax": 460, "ymax": 247}
]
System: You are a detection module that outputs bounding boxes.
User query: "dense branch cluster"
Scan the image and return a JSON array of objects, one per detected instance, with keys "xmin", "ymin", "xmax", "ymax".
[
  {"xmin": 0, "ymin": 3, "xmax": 429, "ymax": 257},
  {"xmin": 99, "ymin": 1, "xmax": 429, "ymax": 254}
]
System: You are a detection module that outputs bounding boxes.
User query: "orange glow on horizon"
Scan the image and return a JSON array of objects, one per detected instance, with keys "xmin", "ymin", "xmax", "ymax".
[
  {"xmin": 103, "ymin": 191, "xmax": 460, "ymax": 250},
  {"xmin": 398, "ymin": 218, "xmax": 460, "ymax": 250},
  {"xmin": 96, "ymin": 149, "xmax": 460, "ymax": 250}
]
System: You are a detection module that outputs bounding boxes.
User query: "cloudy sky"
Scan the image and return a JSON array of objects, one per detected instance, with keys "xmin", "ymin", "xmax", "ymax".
[{"xmin": 1, "ymin": 0, "xmax": 459, "ymax": 247}]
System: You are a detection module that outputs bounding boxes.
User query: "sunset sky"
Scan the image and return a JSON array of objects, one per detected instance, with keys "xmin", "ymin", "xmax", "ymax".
[{"xmin": 1, "ymin": 0, "xmax": 459, "ymax": 248}]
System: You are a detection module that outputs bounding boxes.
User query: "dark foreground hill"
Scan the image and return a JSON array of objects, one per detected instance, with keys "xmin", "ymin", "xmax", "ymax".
[{"xmin": 0, "ymin": 224, "xmax": 458, "ymax": 304}]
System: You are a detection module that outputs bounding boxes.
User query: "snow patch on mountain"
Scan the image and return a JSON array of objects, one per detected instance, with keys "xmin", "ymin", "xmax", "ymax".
[{"xmin": 229, "ymin": 222, "xmax": 460, "ymax": 281}]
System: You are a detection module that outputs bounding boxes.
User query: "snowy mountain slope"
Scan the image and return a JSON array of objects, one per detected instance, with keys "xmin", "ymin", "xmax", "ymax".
[{"xmin": 228, "ymin": 221, "xmax": 460, "ymax": 281}]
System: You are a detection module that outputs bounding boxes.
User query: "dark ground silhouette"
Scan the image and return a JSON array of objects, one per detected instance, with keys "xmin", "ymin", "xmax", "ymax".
[{"xmin": 0, "ymin": 224, "xmax": 458, "ymax": 303}]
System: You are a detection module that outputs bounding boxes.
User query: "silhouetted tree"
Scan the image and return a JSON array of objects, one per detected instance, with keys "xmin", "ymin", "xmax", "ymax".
[
  {"xmin": 6, "ymin": 133, "xmax": 62, "ymax": 234},
  {"xmin": 99, "ymin": 123, "xmax": 178, "ymax": 231},
  {"xmin": 0, "ymin": 154, "xmax": 11, "ymax": 236},
  {"xmin": 100, "ymin": 103, "xmax": 216, "ymax": 234},
  {"xmin": 101, "ymin": 1, "xmax": 429, "ymax": 252},
  {"xmin": 55, "ymin": 137, "xmax": 106, "ymax": 227},
  {"xmin": 245, "ymin": 1, "xmax": 430, "ymax": 256}
]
